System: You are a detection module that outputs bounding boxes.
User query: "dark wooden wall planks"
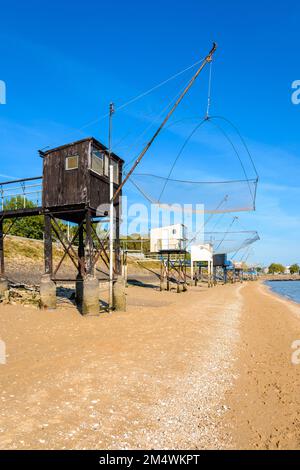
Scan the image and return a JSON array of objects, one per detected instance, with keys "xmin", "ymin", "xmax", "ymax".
[{"xmin": 42, "ymin": 137, "xmax": 123, "ymax": 217}]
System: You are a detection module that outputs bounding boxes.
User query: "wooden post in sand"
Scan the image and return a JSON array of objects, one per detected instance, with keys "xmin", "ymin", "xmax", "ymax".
[
  {"xmin": 44, "ymin": 214, "xmax": 53, "ymax": 276},
  {"xmin": 208, "ymin": 260, "xmax": 213, "ymax": 288},
  {"xmin": 224, "ymin": 267, "xmax": 227, "ymax": 284},
  {"xmin": 85, "ymin": 209, "xmax": 94, "ymax": 276},
  {"xmin": 75, "ymin": 222, "xmax": 85, "ymax": 308},
  {"xmin": 190, "ymin": 260, "xmax": 194, "ymax": 286},
  {"xmin": 40, "ymin": 214, "xmax": 56, "ymax": 309},
  {"xmin": 0, "ymin": 218, "xmax": 8, "ymax": 295},
  {"xmin": 122, "ymin": 250, "xmax": 128, "ymax": 287}
]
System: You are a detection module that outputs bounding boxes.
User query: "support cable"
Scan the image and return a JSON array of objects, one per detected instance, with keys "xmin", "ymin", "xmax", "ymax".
[
  {"xmin": 214, "ymin": 216, "xmax": 238, "ymax": 252},
  {"xmin": 43, "ymin": 56, "xmax": 206, "ymax": 150}
]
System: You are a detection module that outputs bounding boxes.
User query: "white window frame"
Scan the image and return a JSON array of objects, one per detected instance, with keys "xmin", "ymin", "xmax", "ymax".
[
  {"xmin": 91, "ymin": 150, "xmax": 105, "ymax": 176},
  {"xmin": 104, "ymin": 154, "xmax": 109, "ymax": 176},
  {"xmin": 65, "ymin": 155, "xmax": 79, "ymax": 170},
  {"xmin": 112, "ymin": 159, "xmax": 119, "ymax": 184}
]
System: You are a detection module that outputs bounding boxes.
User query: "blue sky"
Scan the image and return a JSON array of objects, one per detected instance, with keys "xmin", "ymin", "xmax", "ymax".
[{"xmin": 0, "ymin": 0, "xmax": 299, "ymax": 265}]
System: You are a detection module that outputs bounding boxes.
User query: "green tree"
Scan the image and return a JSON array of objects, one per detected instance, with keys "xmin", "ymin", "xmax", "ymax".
[
  {"xmin": 290, "ymin": 264, "xmax": 300, "ymax": 275},
  {"xmin": 3, "ymin": 196, "xmax": 44, "ymax": 240},
  {"xmin": 268, "ymin": 263, "xmax": 285, "ymax": 274},
  {"xmin": 3, "ymin": 196, "xmax": 74, "ymax": 241},
  {"xmin": 120, "ymin": 235, "xmax": 150, "ymax": 253}
]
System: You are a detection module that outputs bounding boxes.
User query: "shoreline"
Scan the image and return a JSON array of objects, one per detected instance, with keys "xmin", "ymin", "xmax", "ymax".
[
  {"xmin": 223, "ymin": 281, "xmax": 300, "ymax": 449},
  {"xmin": 261, "ymin": 279, "xmax": 300, "ymax": 311}
]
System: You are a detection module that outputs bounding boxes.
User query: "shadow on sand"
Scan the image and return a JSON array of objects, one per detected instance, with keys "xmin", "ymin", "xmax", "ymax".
[{"xmin": 127, "ymin": 279, "xmax": 159, "ymax": 290}]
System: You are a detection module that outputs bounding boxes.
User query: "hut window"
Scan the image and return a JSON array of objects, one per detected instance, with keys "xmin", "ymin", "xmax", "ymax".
[
  {"xmin": 65, "ymin": 155, "xmax": 79, "ymax": 170},
  {"xmin": 91, "ymin": 150, "xmax": 105, "ymax": 175},
  {"xmin": 104, "ymin": 155, "xmax": 109, "ymax": 176},
  {"xmin": 112, "ymin": 160, "xmax": 119, "ymax": 184}
]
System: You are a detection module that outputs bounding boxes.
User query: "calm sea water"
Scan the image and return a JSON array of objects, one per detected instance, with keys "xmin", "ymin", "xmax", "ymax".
[{"xmin": 266, "ymin": 280, "xmax": 300, "ymax": 304}]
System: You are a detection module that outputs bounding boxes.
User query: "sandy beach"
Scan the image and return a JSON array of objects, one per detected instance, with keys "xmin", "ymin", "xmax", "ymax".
[{"xmin": 0, "ymin": 280, "xmax": 300, "ymax": 450}]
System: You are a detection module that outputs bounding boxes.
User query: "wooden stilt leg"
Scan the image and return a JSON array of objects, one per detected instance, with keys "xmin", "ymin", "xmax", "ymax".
[
  {"xmin": 85, "ymin": 210, "xmax": 93, "ymax": 276},
  {"xmin": 167, "ymin": 254, "xmax": 170, "ymax": 291},
  {"xmin": 78, "ymin": 222, "xmax": 85, "ymax": 277},
  {"xmin": 41, "ymin": 214, "xmax": 56, "ymax": 309},
  {"xmin": 44, "ymin": 215, "xmax": 53, "ymax": 276}
]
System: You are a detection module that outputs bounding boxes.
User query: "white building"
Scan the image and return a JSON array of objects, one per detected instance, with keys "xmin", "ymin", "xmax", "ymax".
[
  {"xmin": 150, "ymin": 224, "xmax": 187, "ymax": 252},
  {"xmin": 190, "ymin": 243, "xmax": 213, "ymax": 282},
  {"xmin": 233, "ymin": 261, "xmax": 243, "ymax": 270}
]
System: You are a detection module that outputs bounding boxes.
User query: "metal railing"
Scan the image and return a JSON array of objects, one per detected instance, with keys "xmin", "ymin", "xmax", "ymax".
[{"xmin": 0, "ymin": 176, "xmax": 43, "ymax": 211}]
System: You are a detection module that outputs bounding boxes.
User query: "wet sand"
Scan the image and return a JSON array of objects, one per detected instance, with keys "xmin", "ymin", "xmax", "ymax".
[
  {"xmin": 0, "ymin": 281, "xmax": 300, "ymax": 449},
  {"xmin": 223, "ymin": 282, "xmax": 300, "ymax": 449}
]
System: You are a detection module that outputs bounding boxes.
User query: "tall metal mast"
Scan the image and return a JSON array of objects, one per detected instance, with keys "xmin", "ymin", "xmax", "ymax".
[{"xmin": 108, "ymin": 102, "xmax": 115, "ymax": 309}]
